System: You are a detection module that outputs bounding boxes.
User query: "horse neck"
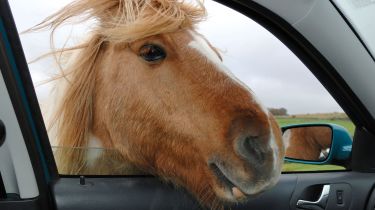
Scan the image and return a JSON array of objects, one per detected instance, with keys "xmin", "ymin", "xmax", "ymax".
[{"xmin": 43, "ymin": 48, "xmax": 140, "ymax": 174}]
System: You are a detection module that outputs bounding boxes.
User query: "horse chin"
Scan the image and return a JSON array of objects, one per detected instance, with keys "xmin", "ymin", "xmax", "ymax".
[
  {"xmin": 212, "ymin": 177, "xmax": 278, "ymax": 204},
  {"xmin": 209, "ymin": 161, "xmax": 281, "ymax": 203}
]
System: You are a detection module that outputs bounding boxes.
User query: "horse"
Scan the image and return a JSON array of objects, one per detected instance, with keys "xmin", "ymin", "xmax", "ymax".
[
  {"xmin": 283, "ymin": 126, "xmax": 332, "ymax": 161},
  {"xmin": 35, "ymin": 0, "xmax": 285, "ymax": 208}
]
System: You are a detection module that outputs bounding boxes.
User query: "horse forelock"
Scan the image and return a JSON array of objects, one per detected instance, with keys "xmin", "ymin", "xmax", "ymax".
[{"xmin": 32, "ymin": 0, "xmax": 206, "ymax": 44}]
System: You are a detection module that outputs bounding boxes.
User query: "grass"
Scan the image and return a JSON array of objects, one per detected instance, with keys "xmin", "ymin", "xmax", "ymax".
[
  {"xmin": 282, "ymin": 162, "xmax": 345, "ymax": 172},
  {"xmin": 275, "ymin": 113, "xmax": 354, "ymax": 172}
]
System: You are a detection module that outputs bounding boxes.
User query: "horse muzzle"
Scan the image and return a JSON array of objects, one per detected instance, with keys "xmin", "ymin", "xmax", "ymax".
[
  {"xmin": 209, "ymin": 151, "xmax": 282, "ymax": 202},
  {"xmin": 209, "ymin": 118, "xmax": 283, "ymax": 202}
]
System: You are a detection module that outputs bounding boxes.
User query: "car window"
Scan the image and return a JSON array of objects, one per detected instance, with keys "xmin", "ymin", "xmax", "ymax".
[{"xmin": 9, "ymin": 0, "xmax": 354, "ymax": 176}]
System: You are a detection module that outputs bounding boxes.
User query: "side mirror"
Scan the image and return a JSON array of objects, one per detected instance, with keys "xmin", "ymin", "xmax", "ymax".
[{"xmin": 282, "ymin": 124, "xmax": 352, "ymax": 167}]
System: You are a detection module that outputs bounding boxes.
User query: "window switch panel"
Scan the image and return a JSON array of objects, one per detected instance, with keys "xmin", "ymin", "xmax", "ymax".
[{"xmin": 337, "ymin": 190, "xmax": 344, "ymax": 205}]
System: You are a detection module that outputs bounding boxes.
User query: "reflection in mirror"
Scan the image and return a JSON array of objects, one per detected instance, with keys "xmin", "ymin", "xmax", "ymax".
[{"xmin": 283, "ymin": 126, "xmax": 332, "ymax": 161}]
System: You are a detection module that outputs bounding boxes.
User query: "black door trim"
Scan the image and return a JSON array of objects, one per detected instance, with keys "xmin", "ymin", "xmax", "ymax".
[{"xmin": 0, "ymin": 0, "xmax": 58, "ymax": 209}]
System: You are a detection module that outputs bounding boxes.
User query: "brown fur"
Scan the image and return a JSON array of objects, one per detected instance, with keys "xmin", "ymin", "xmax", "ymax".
[
  {"xmin": 35, "ymin": 0, "xmax": 285, "ymax": 208},
  {"xmin": 285, "ymin": 126, "xmax": 332, "ymax": 160}
]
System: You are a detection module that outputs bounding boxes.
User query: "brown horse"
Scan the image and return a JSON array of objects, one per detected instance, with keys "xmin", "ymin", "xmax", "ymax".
[
  {"xmin": 37, "ymin": 0, "xmax": 285, "ymax": 208},
  {"xmin": 284, "ymin": 126, "xmax": 332, "ymax": 161}
]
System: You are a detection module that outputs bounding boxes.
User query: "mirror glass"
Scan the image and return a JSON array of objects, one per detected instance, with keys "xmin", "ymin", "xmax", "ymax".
[{"xmin": 283, "ymin": 126, "xmax": 333, "ymax": 162}]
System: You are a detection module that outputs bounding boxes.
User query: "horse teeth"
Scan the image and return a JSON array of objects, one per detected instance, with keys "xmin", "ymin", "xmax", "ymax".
[{"xmin": 232, "ymin": 187, "xmax": 245, "ymax": 199}]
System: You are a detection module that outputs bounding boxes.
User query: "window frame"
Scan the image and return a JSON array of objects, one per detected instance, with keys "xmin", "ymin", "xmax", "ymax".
[
  {"xmin": 2, "ymin": 0, "xmax": 375, "ymax": 209},
  {"xmin": 3, "ymin": 0, "xmax": 370, "ymax": 178}
]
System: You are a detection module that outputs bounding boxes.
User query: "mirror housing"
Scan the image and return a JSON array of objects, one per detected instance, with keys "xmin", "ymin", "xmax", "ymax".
[{"xmin": 283, "ymin": 123, "xmax": 352, "ymax": 167}]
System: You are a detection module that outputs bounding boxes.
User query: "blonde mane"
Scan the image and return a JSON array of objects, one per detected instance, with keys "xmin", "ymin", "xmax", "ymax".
[
  {"xmin": 37, "ymin": 0, "xmax": 206, "ymax": 174},
  {"xmin": 33, "ymin": 0, "xmax": 206, "ymax": 43}
]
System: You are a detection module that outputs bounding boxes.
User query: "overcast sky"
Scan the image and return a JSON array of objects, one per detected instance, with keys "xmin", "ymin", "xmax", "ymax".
[{"xmin": 9, "ymin": 0, "xmax": 344, "ymax": 114}]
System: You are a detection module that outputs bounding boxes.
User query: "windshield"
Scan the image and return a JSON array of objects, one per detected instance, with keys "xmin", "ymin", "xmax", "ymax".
[{"xmin": 333, "ymin": 0, "xmax": 375, "ymax": 59}]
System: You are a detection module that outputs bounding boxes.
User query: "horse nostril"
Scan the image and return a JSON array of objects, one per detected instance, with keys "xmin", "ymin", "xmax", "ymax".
[
  {"xmin": 228, "ymin": 115, "xmax": 272, "ymax": 166},
  {"xmin": 238, "ymin": 136, "xmax": 267, "ymax": 164}
]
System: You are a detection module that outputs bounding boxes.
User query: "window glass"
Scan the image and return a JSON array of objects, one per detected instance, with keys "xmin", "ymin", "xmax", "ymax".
[
  {"xmin": 9, "ymin": 0, "xmax": 354, "ymax": 175},
  {"xmin": 333, "ymin": 0, "xmax": 375, "ymax": 58}
]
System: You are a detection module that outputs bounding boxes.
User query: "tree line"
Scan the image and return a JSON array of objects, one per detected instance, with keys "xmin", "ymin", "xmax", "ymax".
[{"xmin": 268, "ymin": 108, "xmax": 288, "ymax": 116}]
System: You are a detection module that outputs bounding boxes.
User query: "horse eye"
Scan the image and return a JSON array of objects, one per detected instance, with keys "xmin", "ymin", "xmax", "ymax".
[{"xmin": 139, "ymin": 44, "xmax": 166, "ymax": 63}]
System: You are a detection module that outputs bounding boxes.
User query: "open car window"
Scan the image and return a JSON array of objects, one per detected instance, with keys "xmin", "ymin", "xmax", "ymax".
[{"xmin": 9, "ymin": 0, "xmax": 354, "ymax": 179}]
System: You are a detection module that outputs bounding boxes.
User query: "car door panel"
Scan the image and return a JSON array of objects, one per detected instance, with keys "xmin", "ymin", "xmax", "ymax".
[
  {"xmin": 51, "ymin": 175, "xmax": 298, "ymax": 210},
  {"xmin": 51, "ymin": 172, "xmax": 375, "ymax": 210},
  {"xmin": 52, "ymin": 176, "xmax": 201, "ymax": 210},
  {"xmin": 290, "ymin": 172, "xmax": 375, "ymax": 210}
]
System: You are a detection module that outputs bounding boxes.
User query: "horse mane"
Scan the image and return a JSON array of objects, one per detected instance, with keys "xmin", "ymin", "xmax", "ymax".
[
  {"xmin": 36, "ymin": 0, "xmax": 206, "ymax": 174},
  {"xmin": 32, "ymin": 0, "xmax": 206, "ymax": 43}
]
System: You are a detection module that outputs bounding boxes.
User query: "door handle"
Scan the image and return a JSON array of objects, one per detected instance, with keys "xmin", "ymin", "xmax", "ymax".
[{"xmin": 296, "ymin": 184, "xmax": 330, "ymax": 210}]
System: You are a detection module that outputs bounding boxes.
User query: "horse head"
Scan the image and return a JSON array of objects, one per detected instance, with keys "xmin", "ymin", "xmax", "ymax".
[{"xmin": 41, "ymin": 0, "xmax": 285, "ymax": 207}]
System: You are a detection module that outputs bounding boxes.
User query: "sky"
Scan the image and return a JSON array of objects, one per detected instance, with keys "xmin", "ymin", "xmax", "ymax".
[{"xmin": 8, "ymin": 0, "xmax": 344, "ymax": 115}]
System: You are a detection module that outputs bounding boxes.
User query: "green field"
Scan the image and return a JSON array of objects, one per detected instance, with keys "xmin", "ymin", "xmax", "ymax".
[
  {"xmin": 276, "ymin": 114, "xmax": 354, "ymax": 172},
  {"xmin": 283, "ymin": 162, "xmax": 345, "ymax": 172}
]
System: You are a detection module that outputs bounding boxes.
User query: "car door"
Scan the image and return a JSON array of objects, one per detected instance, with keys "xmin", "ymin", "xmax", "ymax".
[
  {"xmin": 0, "ymin": 1, "xmax": 55, "ymax": 209},
  {"xmin": 1, "ymin": 0, "xmax": 375, "ymax": 210}
]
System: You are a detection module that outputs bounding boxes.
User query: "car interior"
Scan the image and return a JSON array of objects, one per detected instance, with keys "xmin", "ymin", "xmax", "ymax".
[{"xmin": 1, "ymin": 0, "xmax": 375, "ymax": 210}]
